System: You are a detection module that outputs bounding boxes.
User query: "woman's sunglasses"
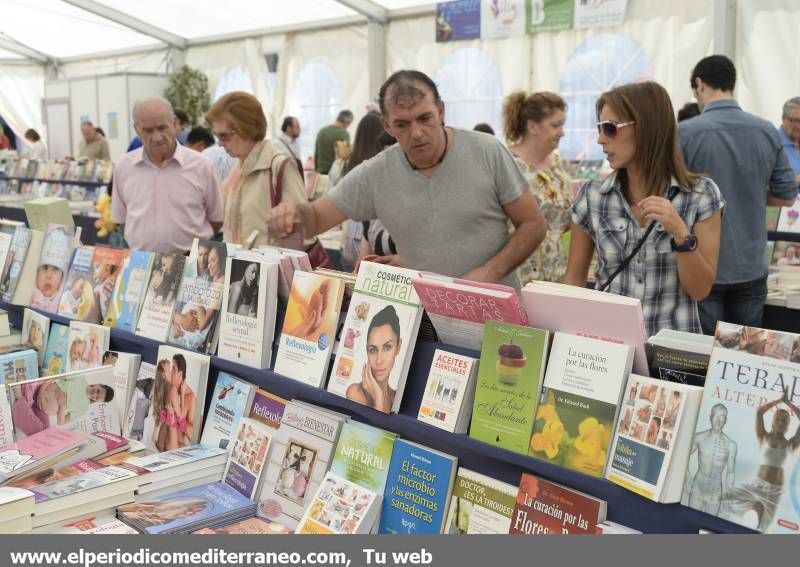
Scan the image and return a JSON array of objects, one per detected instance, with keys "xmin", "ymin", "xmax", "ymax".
[{"xmin": 596, "ymin": 120, "xmax": 635, "ymax": 138}]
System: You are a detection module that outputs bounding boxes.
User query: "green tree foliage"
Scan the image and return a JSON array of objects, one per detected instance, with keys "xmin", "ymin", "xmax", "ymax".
[{"xmin": 164, "ymin": 65, "xmax": 210, "ymax": 126}]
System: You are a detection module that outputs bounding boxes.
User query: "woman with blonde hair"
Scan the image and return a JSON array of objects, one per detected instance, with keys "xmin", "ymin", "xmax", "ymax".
[
  {"xmin": 563, "ymin": 81, "xmax": 724, "ymax": 335},
  {"xmin": 205, "ymin": 92, "xmax": 308, "ymax": 249},
  {"xmin": 503, "ymin": 91, "xmax": 572, "ymax": 283}
]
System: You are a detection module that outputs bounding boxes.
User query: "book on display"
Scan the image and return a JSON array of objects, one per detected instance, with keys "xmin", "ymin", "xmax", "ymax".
[
  {"xmin": 200, "ymin": 371, "xmax": 257, "ymax": 451},
  {"xmin": 20, "ymin": 308, "xmax": 49, "ymax": 368},
  {"xmin": 29, "ymin": 223, "xmax": 75, "ymax": 314},
  {"xmin": 135, "ymin": 252, "xmax": 187, "ymax": 343},
  {"xmin": 105, "ymin": 250, "xmax": 153, "ymax": 332},
  {"xmin": 444, "ymin": 467, "xmax": 517, "ymax": 534},
  {"xmin": 57, "ymin": 246, "xmax": 95, "ymax": 320},
  {"xmin": 418, "ymin": 349, "xmax": 478, "ymax": 434},
  {"xmin": 296, "ymin": 471, "xmax": 381, "ymax": 534}
]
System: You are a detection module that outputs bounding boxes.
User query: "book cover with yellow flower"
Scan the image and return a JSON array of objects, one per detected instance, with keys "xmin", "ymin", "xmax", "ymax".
[
  {"xmin": 529, "ymin": 332, "xmax": 633, "ymax": 477},
  {"xmin": 469, "ymin": 321, "xmax": 549, "ymax": 455}
]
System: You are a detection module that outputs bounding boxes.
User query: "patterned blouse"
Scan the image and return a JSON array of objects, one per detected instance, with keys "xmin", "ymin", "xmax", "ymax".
[
  {"xmin": 571, "ymin": 173, "xmax": 725, "ymax": 336},
  {"xmin": 514, "ymin": 153, "xmax": 573, "ymax": 283}
]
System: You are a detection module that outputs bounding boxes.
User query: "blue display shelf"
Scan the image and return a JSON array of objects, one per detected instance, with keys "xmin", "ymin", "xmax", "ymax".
[{"xmin": 1, "ymin": 301, "xmax": 754, "ymax": 534}]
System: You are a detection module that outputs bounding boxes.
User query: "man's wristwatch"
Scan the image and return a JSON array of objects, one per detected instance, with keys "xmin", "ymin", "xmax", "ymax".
[{"xmin": 671, "ymin": 233, "xmax": 698, "ymax": 252}]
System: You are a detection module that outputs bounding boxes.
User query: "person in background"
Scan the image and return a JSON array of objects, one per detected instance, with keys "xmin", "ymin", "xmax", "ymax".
[
  {"xmin": 473, "ymin": 123, "xmax": 495, "ymax": 135},
  {"xmin": 185, "ymin": 126, "xmax": 215, "ymax": 152},
  {"xmin": 268, "ymin": 70, "xmax": 546, "ymax": 287},
  {"xmin": 564, "ymin": 81, "xmax": 724, "ymax": 336},
  {"xmin": 175, "ymin": 109, "xmax": 192, "ymax": 145},
  {"xmin": 206, "ymin": 91, "xmax": 308, "ymax": 249},
  {"xmin": 0, "ymin": 125, "xmax": 10, "ymax": 150},
  {"xmin": 78, "ymin": 121, "xmax": 110, "ymax": 161},
  {"xmin": 778, "ymin": 97, "xmax": 800, "ymax": 184},
  {"xmin": 273, "ymin": 116, "xmax": 303, "ymax": 164},
  {"xmin": 314, "ymin": 110, "xmax": 353, "ymax": 174},
  {"xmin": 111, "ymin": 96, "xmax": 223, "ymax": 254},
  {"xmin": 679, "ymin": 55, "xmax": 797, "ymax": 334},
  {"xmin": 24, "ymin": 129, "xmax": 48, "ymax": 160},
  {"xmin": 503, "ymin": 91, "xmax": 572, "ymax": 283},
  {"xmin": 677, "ymin": 102, "xmax": 701, "ymax": 122}
]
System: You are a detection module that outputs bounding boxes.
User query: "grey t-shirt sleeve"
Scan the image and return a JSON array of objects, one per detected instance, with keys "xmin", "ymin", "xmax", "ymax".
[
  {"xmin": 488, "ymin": 141, "xmax": 529, "ymax": 205},
  {"xmin": 327, "ymin": 162, "xmax": 377, "ymax": 222},
  {"xmin": 769, "ymin": 142, "xmax": 798, "ymax": 200}
]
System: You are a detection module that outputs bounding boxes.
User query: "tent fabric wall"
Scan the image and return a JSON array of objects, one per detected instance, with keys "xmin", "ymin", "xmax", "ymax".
[
  {"xmin": 0, "ymin": 64, "xmax": 46, "ymax": 149},
  {"xmin": 736, "ymin": 0, "xmax": 800, "ymax": 126}
]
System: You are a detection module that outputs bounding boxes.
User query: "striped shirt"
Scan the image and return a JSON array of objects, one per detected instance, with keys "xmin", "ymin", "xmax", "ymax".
[{"xmin": 572, "ymin": 173, "xmax": 725, "ymax": 336}]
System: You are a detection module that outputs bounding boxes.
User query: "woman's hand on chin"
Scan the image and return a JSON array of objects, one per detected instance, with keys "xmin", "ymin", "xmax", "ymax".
[{"xmin": 361, "ymin": 364, "xmax": 390, "ymax": 413}]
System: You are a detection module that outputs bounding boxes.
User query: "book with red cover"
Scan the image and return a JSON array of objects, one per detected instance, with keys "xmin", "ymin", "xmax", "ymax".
[
  {"xmin": 412, "ymin": 272, "xmax": 528, "ymax": 351},
  {"xmin": 520, "ymin": 281, "xmax": 648, "ymax": 375},
  {"xmin": 509, "ymin": 473, "xmax": 606, "ymax": 535}
]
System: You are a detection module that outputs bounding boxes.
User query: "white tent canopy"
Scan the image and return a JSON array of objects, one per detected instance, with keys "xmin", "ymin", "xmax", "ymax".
[{"xmin": 1, "ymin": 0, "xmax": 799, "ymax": 162}]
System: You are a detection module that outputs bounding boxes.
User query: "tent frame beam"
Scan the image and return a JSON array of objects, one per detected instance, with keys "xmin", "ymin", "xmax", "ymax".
[
  {"xmin": 61, "ymin": 0, "xmax": 187, "ymax": 50},
  {"xmin": 0, "ymin": 35, "xmax": 54, "ymax": 64},
  {"xmin": 334, "ymin": 0, "xmax": 388, "ymax": 24}
]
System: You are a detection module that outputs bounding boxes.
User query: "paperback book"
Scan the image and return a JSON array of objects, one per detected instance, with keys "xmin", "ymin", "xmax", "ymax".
[
  {"xmin": 329, "ymin": 262, "xmax": 423, "ymax": 414},
  {"xmin": 606, "ymin": 374, "xmax": 702, "ymax": 502},
  {"xmin": 274, "ymin": 270, "xmax": 345, "ymax": 387},
  {"xmin": 66, "ymin": 322, "xmax": 109, "ymax": 373},
  {"xmin": 140, "ymin": 345, "xmax": 209, "ymax": 453},
  {"xmin": 222, "ymin": 417, "xmax": 274, "ymax": 499},
  {"xmin": 411, "ymin": 272, "xmax": 528, "ymax": 350},
  {"xmin": 30, "ymin": 223, "xmax": 75, "ymax": 314},
  {"xmin": 469, "ymin": 321, "xmax": 549, "ymax": 455},
  {"xmin": 444, "ymin": 467, "xmax": 517, "ymax": 534},
  {"xmin": 135, "ymin": 252, "xmax": 187, "ymax": 343},
  {"xmin": 0, "ymin": 427, "xmax": 88, "ymax": 484},
  {"xmin": 167, "ymin": 239, "xmax": 228, "ymax": 354},
  {"xmin": 105, "ymin": 250, "xmax": 152, "ymax": 331},
  {"xmin": 57, "ymin": 246, "xmax": 95, "ymax": 320},
  {"xmin": 330, "ymin": 420, "xmax": 397, "ymax": 495},
  {"xmin": 200, "ymin": 372, "xmax": 257, "ymax": 451},
  {"xmin": 217, "ymin": 253, "xmax": 279, "ymax": 369},
  {"xmin": 0, "ymin": 349, "xmax": 39, "ymax": 385},
  {"xmin": 0, "ymin": 226, "xmax": 33, "ymax": 303},
  {"xmin": 418, "ymin": 349, "xmax": 478, "ymax": 434},
  {"xmin": 42, "ymin": 323, "xmax": 69, "ymax": 376},
  {"xmin": 296, "ymin": 471, "xmax": 381, "ymax": 534},
  {"xmin": 529, "ymin": 332, "xmax": 632, "ymax": 477},
  {"xmin": 509, "ymin": 472, "xmax": 606, "ymax": 534},
  {"xmin": 100, "ymin": 351, "xmax": 141, "ymax": 429},
  {"xmin": 121, "ymin": 362, "xmax": 155, "ymax": 443},
  {"xmin": 379, "ymin": 438, "xmax": 457, "ymax": 534},
  {"xmin": 21, "ymin": 308, "xmax": 49, "ymax": 368},
  {"xmin": 193, "ymin": 516, "xmax": 292, "ymax": 534},
  {"xmin": 2, "ymin": 228, "xmax": 44, "ymax": 306},
  {"xmin": 247, "ymin": 388, "xmax": 287, "ymax": 430},
  {"xmin": 682, "ymin": 322, "xmax": 800, "ymax": 533},
  {"xmin": 256, "ymin": 400, "xmax": 346, "ymax": 528}
]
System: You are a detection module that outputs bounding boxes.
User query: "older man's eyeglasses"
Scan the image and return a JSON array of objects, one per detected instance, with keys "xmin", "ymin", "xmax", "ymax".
[
  {"xmin": 596, "ymin": 120, "xmax": 635, "ymax": 138},
  {"xmin": 214, "ymin": 130, "xmax": 237, "ymax": 143}
]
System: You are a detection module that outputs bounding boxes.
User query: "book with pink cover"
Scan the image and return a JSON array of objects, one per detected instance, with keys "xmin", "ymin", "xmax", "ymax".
[
  {"xmin": 0, "ymin": 427, "xmax": 88, "ymax": 484},
  {"xmin": 412, "ymin": 272, "xmax": 528, "ymax": 350},
  {"xmin": 520, "ymin": 281, "xmax": 648, "ymax": 375}
]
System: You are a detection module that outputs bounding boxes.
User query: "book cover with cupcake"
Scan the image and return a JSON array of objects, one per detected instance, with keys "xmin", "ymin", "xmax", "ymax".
[{"xmin": 469, "ymin": 321, "xmax": 549, "ymax": 455}]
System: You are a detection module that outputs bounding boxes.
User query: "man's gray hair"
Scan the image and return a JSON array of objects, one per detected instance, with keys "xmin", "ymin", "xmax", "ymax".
[
  {"xmin": 132, "ymin": 96, "xmax": 175, "ymax": 125},
  {"xmin": 783, "ymin": 97, "xmax": 800, "ymax": 117},
  {"xmin": 336, "ymin": 110, "xmax": 354, "ymax": 124}
]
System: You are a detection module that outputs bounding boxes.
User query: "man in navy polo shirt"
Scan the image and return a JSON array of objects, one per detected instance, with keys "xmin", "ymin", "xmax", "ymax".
[{"xmin": 679, "ymin": 55, "xmax": 797, "ymax": 334}]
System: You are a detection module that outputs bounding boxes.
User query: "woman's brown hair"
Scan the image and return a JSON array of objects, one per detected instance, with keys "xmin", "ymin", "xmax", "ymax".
[
  {"xmin": 597, "ymin": 81, "xmax": 700, "ymax": 197},
  {"xmin": 503, "ymin": 91, "xmax": 566, "ymax": 144},
  {"xmin": 205, "ymin": 91, "xmax": 267, "ymax": 141}
]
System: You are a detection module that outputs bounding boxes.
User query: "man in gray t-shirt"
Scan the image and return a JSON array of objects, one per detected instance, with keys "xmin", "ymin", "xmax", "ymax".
[{"xmin": 267, "ymin": 70, "xmax": 546, "ymax": 288}]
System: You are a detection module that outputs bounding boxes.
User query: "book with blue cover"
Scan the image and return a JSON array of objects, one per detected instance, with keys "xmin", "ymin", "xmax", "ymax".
[
  {"xmin": 0, "ymin": 349, "xmax": 39, "ymax": 385},
  {"xmin": 42, "ymin": 322, "xmax": 69, "ymax": 376},
  {"xmin": 116, "ymin": 481, "xmax": 257, "ymax": 534},
  {"xmin": 379, "ymin": 439, "xmax": 457, "ymax": 534},
  {"xmin": 108, "ymin": 250, "xmax": 153, "ymax": 333},
  {"xmin": 200, "ymin": 372, "xmax": 257, "ymax": 451}
]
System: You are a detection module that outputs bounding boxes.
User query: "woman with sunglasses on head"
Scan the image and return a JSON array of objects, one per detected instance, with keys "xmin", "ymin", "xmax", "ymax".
[
  {"xmin": 563, "ymin": 81, "xmax": 724, "ymax": 335},
  {"xmin": 503, "ymin": 91, "xmax": 572, "ymax": 283},
  {"xmin": 206, "ymin": 92, "xmax": 308, "ymax": 249}
]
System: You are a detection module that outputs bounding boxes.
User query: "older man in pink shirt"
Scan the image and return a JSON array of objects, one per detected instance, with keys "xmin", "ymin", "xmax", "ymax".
[{"xmin": 112, "ymin": 96, "xmax": 223, "ymax": 254}]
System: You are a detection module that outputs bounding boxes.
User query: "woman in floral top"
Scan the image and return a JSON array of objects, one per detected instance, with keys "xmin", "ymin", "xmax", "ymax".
[{"xmin": 503, "ymin": 91, "xmax": 572, "ymax": 283}]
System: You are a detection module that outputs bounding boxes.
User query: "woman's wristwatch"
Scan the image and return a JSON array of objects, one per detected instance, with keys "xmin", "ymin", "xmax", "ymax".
[{"xmin": 671, "ymin": 233, "xmax": 698, "ymax": 252}]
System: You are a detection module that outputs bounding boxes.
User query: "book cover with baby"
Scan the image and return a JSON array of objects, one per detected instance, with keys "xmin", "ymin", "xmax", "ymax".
[
  {"xmin": 29, "ymin": 223, "xmax": 75, "ymax": 314},
  {"xmin": 57, "ymin": 246, "xmax": 95, "ymax": 321},
  {"xmin": 167, "ymin": 239, "xmax": 227, "ymax": 355},
  {"xmin": 274, "ymin": 270, "xmax": 345, "ymax": 387},
  {"xmin": 66, "ymin": 321, "xmax": 109, "ymax": 373},
  {"xmin": 328, "ymin": 262, "xmax": 423, "ymax": 414},
  {"xmin": 88, "ymin": 246, "xmax": 129, "ymax": 325},
  {"xmin": 136, "ymin": 252, "xmax": 187, "ymax": 343},
  {"xmin": 107, "ymin": 250, "xmax": 153, "ymax": 333},
  {"xmin": 4, "ymin": 366, "xmax": 119, "ymax": 440},
  {"xmin": 682, "ymin": 322, "xmax": 800, "ymax": 534}
]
